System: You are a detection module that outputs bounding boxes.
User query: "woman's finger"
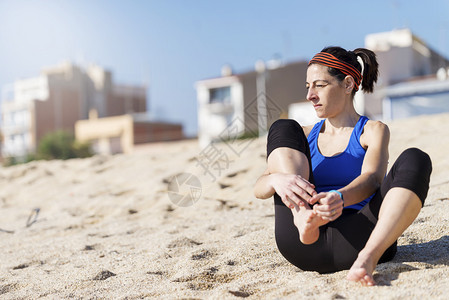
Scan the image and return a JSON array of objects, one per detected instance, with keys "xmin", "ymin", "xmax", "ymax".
[
  {"xmin": 314, "ymin": 202, "xmax": 343, "ymax": 218},
  {"xmin": 295, "ymin": 177, "xmax": 317, "ymax": 197},
  {"xmin": 282, "ymin": 194, "xmax": 305, "ymax": 210},
  {"xmin": 288, "ymin": 184, "xmax": 314, "ymax": 203},
  {"xmin": 314, "ymin": 201, "xmax": 342, "ymax": 213},
  {"xmin": 308, "ymin": 192, "xmax": 327, "ymax": 205},
  {"xmin": 315, "ymin": 205, "xmax": 342, "ymax": 216}
]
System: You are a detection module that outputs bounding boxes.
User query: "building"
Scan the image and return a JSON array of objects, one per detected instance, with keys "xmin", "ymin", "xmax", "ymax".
[
  {"xmin": 361, "ymin": 28, "xmax": 449, "ymax": 119},
  {"xmin": 196, "ymin": 28, "xmax": 449, "ymax": 148},
  {"xmin": 292, "ymin": 29, "xmax": 449, "ymax": 123},
  {"xmin": 1, "ymin": 62, "xmax": 147, "ymax": 159},
  {"xmin": 75, "ymin": 110, "xmax": 184, "ymax": 155},
  {"xmin": 382, "ymin": 69, "xmax": 449, "ymax": 120},
  {"xmin": 195, "ymin": 60, "xmax": 308, "ymax": 147}
]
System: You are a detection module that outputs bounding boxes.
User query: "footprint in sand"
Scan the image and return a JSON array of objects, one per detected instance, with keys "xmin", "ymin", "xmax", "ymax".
[
  {"xmin": 228, "ymin": 290, "xmax": 252, "ymax": 298},
  {"xmin": 12, "ymin": 260, "xmax": 45, "ymax": 270},
  {"xmin": 226, "ymin": 260, "xmax": 237, "ymax": 266},
  {"xmin": 92, "ymin": 270, "xmax": 116, "ymax": 280},
  {"xmin": 218, "ymin": 182, "xmax": 232, "ymax": 189},
  {"xmin": 147, "ymin": 270, "xmax": 165, "ymax": 276},
  {"xmin": 128, "ymin": 209, "xmax": 138, "ymax": 214},
  {"xmin": 173, "ymin": 267, "xmax": 235, "ymax": 291},
  {"xmin": 233, "ymin": 230, "xmax": 247, "ymax": 238},
  {"xmin": 191, "ymin": 249, "xmax": 213, "ymax": 260},
  {"xmin": 83, "ymin": 245, "xmax": 96, "ymax": 251},
  {"xmin": 0, "ymin": 283, "xmax": 18, "ymax": 295},
  {"xmin": 216, "ymin": 199, "xmax": 238, "ymax": 211},
  {"xmin": 225, "ymin": 168, "xmax": 248, "ymax": 178},
  {"xmin": 167, "ymin": 237, "xmax": 202, "ymax": 249},
  {"xmin": 216, "ymin": 169, "xmax": 248, "ymax": 191},
  {"xmin": 12, "ymin": 263, "xmax": 29, "ymax": 270}
]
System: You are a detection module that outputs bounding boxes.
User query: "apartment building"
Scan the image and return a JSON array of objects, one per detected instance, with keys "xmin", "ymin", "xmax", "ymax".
[
  {"xmin": 195, "ymin": 29, "xmax": 449, "ymax": 147},
  {"xmin": 195, "ymin": 60, "xmax": 309, "ymax": 147},
  {"xmin": 362, "ymin": 28, "xmax": 449, "ymax": 119},
  {"xmin": 1, "ymin": 62, "xmax": 147, "ymax": 159}
]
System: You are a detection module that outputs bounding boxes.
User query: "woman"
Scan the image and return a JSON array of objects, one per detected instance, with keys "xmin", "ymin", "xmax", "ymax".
[{"xmin": 254, "ymin": 46, "xmax": 432, "ymax": 286}]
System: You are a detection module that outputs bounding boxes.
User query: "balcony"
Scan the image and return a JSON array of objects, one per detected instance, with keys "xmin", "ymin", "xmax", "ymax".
[{"xmin": 205, "ymin": 101, "xmax": 234, "ymax": 115}]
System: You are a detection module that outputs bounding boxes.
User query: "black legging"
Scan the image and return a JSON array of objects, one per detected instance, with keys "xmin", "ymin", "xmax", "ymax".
[{"xmin": 267, "ymin": 119, "xmax": 432, "ymax": 274}]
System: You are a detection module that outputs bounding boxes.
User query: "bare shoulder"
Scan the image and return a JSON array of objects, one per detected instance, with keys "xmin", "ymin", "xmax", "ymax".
[
  {"xmin": 365, "ymin": 120, "xmax": 389, "ymax": 134},
  {"xmin": 360, "ymin": 120, "xmax": 390, "ymax": 148},
  {"xmin": 303, "ymin": 125, "xmax": 314, "ymax": 138}
]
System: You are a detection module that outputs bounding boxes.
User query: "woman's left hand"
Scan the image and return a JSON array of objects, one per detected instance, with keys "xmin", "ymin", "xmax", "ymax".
[{"xmin": 308, "ymin": 191, "xmax": 344, "ymax": 221}]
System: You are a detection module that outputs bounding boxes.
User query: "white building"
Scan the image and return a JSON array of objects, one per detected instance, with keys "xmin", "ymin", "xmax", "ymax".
[
  {"xmin": 195, "ymin": 29, "xmax": 449, "ymax": 149},
  {"xmin": 1, "ymin": 76, "xmax": 49, "ymax": 158},
  {"xmin": 195, "ymin": 61, "xmax": 308, "ymax": 147},
  {"xmin": 383, "ymin": 69, "xmax": 449, "ymax": 120},
  {"xmin": 196, "ymin": 74, "xmax": 245, "ymax": 148},
  {"xmin": 1, "ymin": 62, "xmax": 147, "ymax": 159},
  {"xmin": 361, "ymin": 28, "xmax": 449, "ymax": 120}
]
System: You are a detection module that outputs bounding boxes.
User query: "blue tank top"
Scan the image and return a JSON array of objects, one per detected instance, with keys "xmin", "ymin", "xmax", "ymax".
[{"xmin": 307, "ymin": 116, "xmax": 374, "ymax": 210}]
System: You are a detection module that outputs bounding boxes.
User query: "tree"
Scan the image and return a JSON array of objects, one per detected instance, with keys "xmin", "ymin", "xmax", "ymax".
[{"xmin": 36, "ymin": 130, "xmax": 92, "ymax": 160}]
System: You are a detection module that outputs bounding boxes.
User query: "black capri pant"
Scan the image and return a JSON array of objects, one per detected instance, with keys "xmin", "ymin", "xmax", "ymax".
[{"xmin": 267, "ymin": 119, "xmax": 432, "ymax": 274}]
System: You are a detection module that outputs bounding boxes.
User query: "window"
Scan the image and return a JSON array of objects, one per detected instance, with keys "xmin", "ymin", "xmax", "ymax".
[
  {"xmin": 5, "ymin": 110, "xmax": 29, "ymax": 127},
  {"xmin": 209, "ymin": 87, "xmax": 231, "ymax": 103}
]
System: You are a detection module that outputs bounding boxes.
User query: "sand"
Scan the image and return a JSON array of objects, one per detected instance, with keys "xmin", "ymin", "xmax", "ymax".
[{"xmin": 0, "ymin": 113, "xmax": 448, "ymax": 299}]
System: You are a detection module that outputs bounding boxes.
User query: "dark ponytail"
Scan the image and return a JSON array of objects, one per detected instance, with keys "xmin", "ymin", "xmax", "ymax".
[
  {"xmin": 319, "ymin": 46, "xmax": 379, "ymax": 94},
  {"xmin": 353, "ymin": 48, "xmax": 378, "ymax": 93}
]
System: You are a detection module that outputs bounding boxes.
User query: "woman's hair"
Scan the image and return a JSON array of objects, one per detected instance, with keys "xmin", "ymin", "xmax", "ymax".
[{"xmin": 319, "ymin": 46, "xmax": 379, "ymax": 94}]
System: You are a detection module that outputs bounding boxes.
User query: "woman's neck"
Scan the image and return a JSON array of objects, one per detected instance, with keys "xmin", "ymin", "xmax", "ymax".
[{"xmin": 324, "ymin": 107, "xmax": 360, "ymax": 133}]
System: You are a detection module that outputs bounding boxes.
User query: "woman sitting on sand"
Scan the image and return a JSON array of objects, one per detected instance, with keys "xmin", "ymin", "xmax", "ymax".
[{"xmin": 254, "ymin": 46, "xmax": 432, "ymax": 286}]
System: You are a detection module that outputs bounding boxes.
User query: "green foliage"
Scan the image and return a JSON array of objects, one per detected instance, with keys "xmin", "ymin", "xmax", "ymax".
[
  {"xmin": 219, "ymin": 130, "xmax": 260, "ymax": 143},
  {"xmin": 236, "ymin": 130, "xmax": 259, "ymax": 140},
  {"xmin": 3, "ymin": 156, "xmax": 19, "ymax": 167},
  {"xmin": 36, "ymin": 130, "xmax": 92, "ymax": 160}
]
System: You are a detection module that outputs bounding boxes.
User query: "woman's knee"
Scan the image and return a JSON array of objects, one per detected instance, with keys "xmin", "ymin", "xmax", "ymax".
[
  {"xmin": 267, "ymin": 119, "xmax": 308, "ymax": 159},
  {"xmin": 398, "ymin": 148, "xmax": 432, "ymax": 176},
  {"xmin": 392, "ymin": 148, "xmax": 432, "ymax": 205},
  {"xmin": 269, "ymin": 119, "xmax": 303, "ymax": 131}
]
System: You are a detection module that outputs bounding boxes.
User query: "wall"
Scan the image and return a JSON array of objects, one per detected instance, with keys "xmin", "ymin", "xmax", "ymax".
[
  {"xmin": 134, "ymin": 122, "xmax": 184, "ymax": 144},
  {"xmin": 75, "ymin": 114, "xmax": 134, "ymax": 154},
  {"xmin": 108, "ymin": 86, "xmax": 147, "ymax": 117},
  {"xmin": 34, "ymin": 87, "xmax": 81, "ymax": 145}
]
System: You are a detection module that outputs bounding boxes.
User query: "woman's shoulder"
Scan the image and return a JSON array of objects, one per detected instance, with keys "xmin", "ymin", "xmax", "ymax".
[
  {"xmin": 365, "ymin": 119, "xmax": 389, "ymax": 133},
  {"xmin": 360, "ymin": 119, "xmax": 390, "ymax": 148},
  {"xmin": 303, "ymin": 119, "xmax": 325, "ymax": 137},
  {"xmin": 303, "ymin": 124, "xmax": 315, "ymax": 137}
]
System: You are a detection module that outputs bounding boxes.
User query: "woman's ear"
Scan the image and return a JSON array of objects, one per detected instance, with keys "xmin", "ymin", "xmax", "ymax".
[{"xmin": 344, "ymin": 76, "xmax": 355, "ymax": 94}]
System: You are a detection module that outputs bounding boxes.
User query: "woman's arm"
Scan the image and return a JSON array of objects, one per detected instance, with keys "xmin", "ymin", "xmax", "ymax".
[
  {"xmin": 254, "ymin": 168, "xmax": 316, "ymax": 208},
  {"xmin": 254, "ymin": 144, "xmax": 317, "ymax": 209},
  {"xmin": 254, "ymin": 124, "xmax": 316, "ymax": 208},
  {"xmin": 338, "ymin": 120, "xmax": 390, "ymax": 207},
  {"xmin": 309, "ymin": 120, "xmax": 389, "ymax": 215},
  {"xmin": 254, "ymin": 168, "xmax": 275, "ymax": 199}
]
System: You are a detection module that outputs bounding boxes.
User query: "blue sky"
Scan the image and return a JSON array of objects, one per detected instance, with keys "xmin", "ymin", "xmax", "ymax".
[{"xmin": 1, "ymin": 0, "xmax": 448, "ymax": 136}]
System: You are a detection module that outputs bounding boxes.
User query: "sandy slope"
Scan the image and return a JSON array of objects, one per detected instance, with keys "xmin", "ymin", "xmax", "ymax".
[{"xmin": 0, "ymin": 113, "xmax": 448, "ymax": 299}]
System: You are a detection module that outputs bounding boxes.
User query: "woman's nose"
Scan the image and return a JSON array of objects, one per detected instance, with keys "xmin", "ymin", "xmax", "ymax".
[{"xmin": 306, "ymin": 87, "xmax": 316, "ymax": 101}]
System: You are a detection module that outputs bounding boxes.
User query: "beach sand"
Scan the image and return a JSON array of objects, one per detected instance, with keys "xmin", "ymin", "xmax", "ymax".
[{"xmin": 1, "ymin": 113, "xmax": 448, "ymax": 299}]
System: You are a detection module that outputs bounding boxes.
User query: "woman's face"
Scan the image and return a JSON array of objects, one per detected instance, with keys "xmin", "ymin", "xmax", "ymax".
[{"xmin": 306, "ymin": 64, "xmax": 347, "ymax": 119}]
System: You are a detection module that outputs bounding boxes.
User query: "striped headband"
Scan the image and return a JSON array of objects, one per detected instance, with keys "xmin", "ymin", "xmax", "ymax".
[{"xmin": 308, "ymin": 52, "xmax": 362, "ymax": 91}]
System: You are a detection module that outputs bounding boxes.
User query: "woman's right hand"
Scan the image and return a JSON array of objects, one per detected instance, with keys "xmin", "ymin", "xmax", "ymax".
[{"xmin": 268, "ymin": 173, "xmax": 317, "ymax": 209}]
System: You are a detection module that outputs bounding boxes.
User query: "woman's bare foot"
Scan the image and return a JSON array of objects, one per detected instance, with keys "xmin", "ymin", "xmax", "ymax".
[
  {"xmin": 292, "ymin": 205, "xmax": 328, "ymax": 244},
  {"xmin": 347, "ymin": 251, "xmax": 378, "ymax": 286}
]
